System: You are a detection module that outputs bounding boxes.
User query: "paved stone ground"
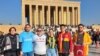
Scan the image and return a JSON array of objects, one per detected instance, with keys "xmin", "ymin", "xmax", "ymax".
[{"xmin": 89, "ymin": 45, "xmax": 100, "ymax": 56}]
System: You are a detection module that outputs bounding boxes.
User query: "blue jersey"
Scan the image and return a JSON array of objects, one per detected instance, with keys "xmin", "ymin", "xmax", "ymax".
[{"xmin": 19, "ymin": 31, "xmax": 35, "ymax": 52}]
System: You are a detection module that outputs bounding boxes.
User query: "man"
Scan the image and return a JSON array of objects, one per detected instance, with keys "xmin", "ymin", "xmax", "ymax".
[
  {"xmin": 73, "ymin": 24, "xmax": 92, "ymax": 56},
  {"xmin": 19, "ymin": 24, "xmax": 35, "ymax": 56},
  {"xmin": 57, "ymin": 24, "xmax": 73, "ymax": 56},
  {"xmin": 34, "ymin": 27, "xmax": 47, "ymax": 56}
]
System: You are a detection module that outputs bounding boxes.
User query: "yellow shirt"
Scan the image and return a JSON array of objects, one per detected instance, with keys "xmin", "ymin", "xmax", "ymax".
[{"xmin": 73, "ymin": 32, "xmax": 92, "ymax": 56}]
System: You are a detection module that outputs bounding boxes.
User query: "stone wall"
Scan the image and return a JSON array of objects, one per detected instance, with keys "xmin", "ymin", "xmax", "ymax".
[{"xmin": 0, "ymin": 25, "xmax": 23, "ymax": 34}]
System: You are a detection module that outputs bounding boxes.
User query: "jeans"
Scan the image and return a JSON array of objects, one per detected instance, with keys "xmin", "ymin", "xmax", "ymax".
[
  {"xmin": 47, "ymin": 48, "xmax": 56, "ymax": 56},
  {"xmin": 23, "ymin": 51, "xmax": 33, "ymax": 56}
]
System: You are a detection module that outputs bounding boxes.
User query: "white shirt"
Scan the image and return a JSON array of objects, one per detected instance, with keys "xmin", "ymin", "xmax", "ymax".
[{"xmin": 34, "ymin": 34, "xmax": 47, "ymax": 55}]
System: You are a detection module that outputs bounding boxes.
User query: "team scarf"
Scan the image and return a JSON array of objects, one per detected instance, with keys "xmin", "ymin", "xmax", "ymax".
[{"xmin": 48, "ymin": 36, "xmax": 56, "ymax": 49}]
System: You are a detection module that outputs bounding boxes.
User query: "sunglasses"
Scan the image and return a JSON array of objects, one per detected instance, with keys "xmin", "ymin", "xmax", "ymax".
[{"xmin": 37, "ymin": 30, "xmax": 42, "ymax": 32}]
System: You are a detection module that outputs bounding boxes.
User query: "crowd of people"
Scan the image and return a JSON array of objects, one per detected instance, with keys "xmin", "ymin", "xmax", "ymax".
[
  {"xmin": 89, "ymin": 28, "xmax": 100, "ymax": 48},
  {"xmin": 0, "ymin": 24, "xmax": 100, "ymax": 56}
]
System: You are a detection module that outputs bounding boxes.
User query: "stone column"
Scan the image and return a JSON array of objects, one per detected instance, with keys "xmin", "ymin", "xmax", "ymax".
[
  {"xmin": 36, "ymin": 5, "xmax": 39, "ymax": 26},
  {"xmin": 59, "ymin": 7, "xmax": 62, "ymax": 25},
  {"xmin": 67, "ymin": 7, "xmax": 70, "ymax": 25},
  {"xmin": 61, "ymin": 6, "xmax": 64, "ymax": 24},
  {"xmin": 56, "ymin": 6, "xmax": 58, "ymax": 25},
  {"xmin": 63, "ymin": 7, "xmax": 67, "ymax": 25},
  {"xmin": 72, "ymin": 7, "xmax": 75, "ymax": 26},
  {"xmin": 29, "ymin": 5, "xmax": 32, "ymax": 26},
  {"xmin": 47, "ymin": 6, "xmax": 50, "ymax": 26},
  {"xmin": 42, "ymin": 6, "xmax": 45, "ymax": 26},
  {"xmin": 22, "ymin": 4, "xmax": 25, "ymax": 26},
  {"xmin": 78, "ymin": 7, "xmax": 80, "ymax": 25}
]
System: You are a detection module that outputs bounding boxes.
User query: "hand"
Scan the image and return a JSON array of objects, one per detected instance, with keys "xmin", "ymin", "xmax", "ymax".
[
  {"xmin": 74, "ymin": 43, "xmax": 81, "ymax": 46},
  {"xmin": 70, "ymin": 52, "xmax": 74, "ymax": 56},
  {"xmin": 74, "ymin": 43, "xmax": 77, "ymax": 45},
  {"xmin": 20, "ymin": 51, "xmax": 23, "ymax": 56}
]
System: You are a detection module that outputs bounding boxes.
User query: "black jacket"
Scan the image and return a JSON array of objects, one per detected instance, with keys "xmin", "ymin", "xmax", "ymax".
[
  {"xmin": 0, "ymin": 35, "xmax": 5, "ymax": 53},
  {"xmin": 4, "ymin": 33, "xmax": 20, "ymax": 52}
]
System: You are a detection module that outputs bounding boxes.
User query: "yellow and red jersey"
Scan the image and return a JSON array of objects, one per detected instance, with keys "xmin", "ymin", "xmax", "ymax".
[{"xmin": 57, "ymin": 32, "xmax": 73, "ymax": 53}]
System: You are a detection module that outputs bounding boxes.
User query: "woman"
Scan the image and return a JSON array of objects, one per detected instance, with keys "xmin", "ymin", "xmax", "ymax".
[
  {"xmin": 3, "ymin": 27, "xmax": 20, "ymax": 56},
  {"xmin": 47, "ymin": 29, "xmax": 57, "ymax": 56}
]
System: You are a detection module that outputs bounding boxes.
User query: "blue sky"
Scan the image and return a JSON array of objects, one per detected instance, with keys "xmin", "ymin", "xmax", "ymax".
[{"xmin": 0, "ymin": 0, "xmax": 100, "ymax": 25}]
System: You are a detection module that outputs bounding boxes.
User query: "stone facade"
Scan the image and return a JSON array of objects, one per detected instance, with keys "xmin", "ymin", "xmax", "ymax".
[
  {"xmin": 0, "ymin": 25, "xmax": 23, "ymax": 34},
  {"xmin": 0, "ymin": 0, "xmax": 81, "ymax": 33},
  {"xmin": 22, "ymin": 0, "xmax": 80, "ymax": 26}
]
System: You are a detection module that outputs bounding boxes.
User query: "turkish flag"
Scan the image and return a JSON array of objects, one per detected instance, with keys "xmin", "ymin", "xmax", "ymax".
[{"xmin": 74, "ymin": 45, "xmax": 84, "ymax": 56}]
